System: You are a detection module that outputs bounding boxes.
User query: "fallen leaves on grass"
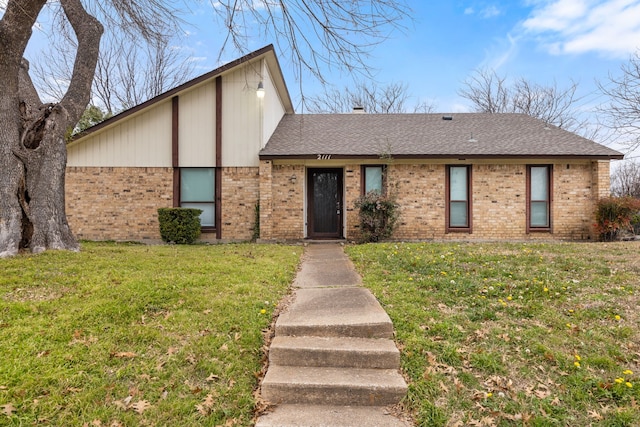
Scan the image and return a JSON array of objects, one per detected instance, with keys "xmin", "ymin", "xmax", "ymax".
[
  {"xmin": 1, "ymin": 403, "xmax": 17, "ymax": 417},
  {"xmin": 195, "ymin": 394, "xmax": 215, "ymax": 415},
  {"xmin": 114, "ymin": 396, "xmax": 151, "ymax": 414},
  {"xmin": 206, "ymin": 373, "xmax": 220, "ymax": 382},
  {"xmin": 111, "ymin": 351, "xmax": 137, "ymax": 359},
  {"xmin": 131, "ymin": 400, "xmax": 151, "ymax": 414}
]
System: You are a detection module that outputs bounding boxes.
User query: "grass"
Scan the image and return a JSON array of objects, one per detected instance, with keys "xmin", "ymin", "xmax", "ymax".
[
  {"xmin": 0, "ymin": 242, "xmax": 302, "ymax": 426},
  {"xmin": 346, "ymin": 241, "xmax": 640, "ymax": 427}
]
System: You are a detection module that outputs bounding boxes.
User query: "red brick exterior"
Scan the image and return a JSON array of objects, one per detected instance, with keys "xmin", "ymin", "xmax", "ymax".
[
  {"xmin": 66, "ymin": 166, "xmax": 261, "ymax": 242},
  {"xmin": 66, "ymin": 160, "xmax": 611, "ymax": 243}
]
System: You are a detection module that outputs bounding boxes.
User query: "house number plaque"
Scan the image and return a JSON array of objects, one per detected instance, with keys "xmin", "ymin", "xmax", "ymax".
[{"xmin": 317, "ymin": 154, "xmax": 332, "ymax": 160}]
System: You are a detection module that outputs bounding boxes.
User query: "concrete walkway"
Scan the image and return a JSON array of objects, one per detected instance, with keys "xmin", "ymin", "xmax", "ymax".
[{"xmin": 256, "ymin": 243, "xmax": 411, "ymax": 427}]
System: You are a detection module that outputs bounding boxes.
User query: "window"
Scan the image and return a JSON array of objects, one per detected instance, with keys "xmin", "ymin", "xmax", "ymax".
[
  {"xmin": 180, "ymin": 168, "xmax": 215, "ymax": 228},
  {"xmin": 362, "ymin": 165, "xmax": 385, "ymax": 194},
  {"xmin": 446, "ymin": 165, "xmax": 472, "ymax": 231},
  {"xmin": 527, "ymin": 165, "xmax": 552, "ymax": 231}
]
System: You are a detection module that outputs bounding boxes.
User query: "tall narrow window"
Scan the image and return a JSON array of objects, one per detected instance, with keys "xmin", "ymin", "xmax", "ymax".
[
  {"xmin": 447, "ymin": 165, "xmax": 472, "ymax": 231},
  {"xmin": 528, "ymin": 165, "xmax": 552, "ymax": 231},
  {"xmin": 180, "ymin": 168, "xmax": 215, "ymax": 228},
  {"xmin": 362, "ymin": 165, "xmax": 385, "ymax": 194}
]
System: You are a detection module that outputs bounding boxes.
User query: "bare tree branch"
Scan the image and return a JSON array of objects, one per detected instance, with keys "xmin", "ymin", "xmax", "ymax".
[
  {"xmin": 611, "ymin": 161, "xmax": 640, "ymax": 198},
  {"xmin": 306, "ymin": 81, "xmax": 435, "ymax": 113},
  {"xmin": 212, "ymin": 0, "xmax": 411, "ymax": 83},
  {"xmin": 598, "ymin": 51, "xmax": 640, "ymax": 152},
  {"xmin": 459, "ymin": 68, "xmax": 590, "ymax": 135}
]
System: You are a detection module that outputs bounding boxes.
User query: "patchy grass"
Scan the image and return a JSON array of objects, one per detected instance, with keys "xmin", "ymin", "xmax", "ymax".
[
  {"xmin": 0, "ymin": 242, "xmax": 301, "ymax": 426},
  {"xmin": 347, "ymin": 242, "xmax": 640, "ymax": 427}
]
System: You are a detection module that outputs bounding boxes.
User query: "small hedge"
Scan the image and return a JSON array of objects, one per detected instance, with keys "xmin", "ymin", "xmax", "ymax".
[
  {"xmin": 594, "ymin": 196, "xmax": 640, "ymax": 241},
  {"xmin": 354, "ymin": 191, "xmax": 399, "ymax": 243},
  {"xmin": 157, "ymin": 208, "xmax": 202, "ymax": 244}
]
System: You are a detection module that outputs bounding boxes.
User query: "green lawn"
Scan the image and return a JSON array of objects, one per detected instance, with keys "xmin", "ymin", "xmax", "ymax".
[
  {"xmin": 347, "ymin": 241, "xmax": 640, "ymax": 427},
  {"xmin": 0, "ymin": 242, "xmax": 302, "ymax": 426},
  {"xmin": 3, "ymin": 241, "xmax": 639, "ymax": 426}
]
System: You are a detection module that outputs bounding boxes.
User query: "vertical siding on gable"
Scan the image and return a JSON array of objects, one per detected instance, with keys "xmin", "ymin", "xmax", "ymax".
[
  {"xmin": 262, "ymin": 64, "xmax": 286, "ymax": 148},
  {"xmin": 221, "ymin": 66, "xmax": 263, "ymax": 167},
  {"xmin": 178, "ymin": 80, "xmax": 216, "ymax": 167},
  {"xmin": 67, "ymin": 101, "xmax": 172, "ymax": 167}
]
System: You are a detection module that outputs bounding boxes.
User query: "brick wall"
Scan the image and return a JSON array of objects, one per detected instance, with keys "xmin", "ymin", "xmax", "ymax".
[
  {"xmin": 66, "ymin": 167, "xmax": 173, "ymax": 241},
  {"xmin": 268, "ymin": 164, "xmax": 305, "ymax": 240},
  {"xmin": 69, "ymin": 159, "xmax": 609, "ymax": 243},
  {"xmin": 220, "ymin": 167, "xmax": 260, "ymax": 241},
  {"xmin": 67, "ymin": 166, "xmax": 261, "ymax": 242}
]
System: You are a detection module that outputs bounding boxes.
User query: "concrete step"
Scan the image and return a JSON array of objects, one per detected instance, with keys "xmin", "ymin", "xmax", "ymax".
[
  {"xmin": 276, "ymin": 287, "xmax": 394, "ymax": 338},
  {"xmin": 261, "ymin": 365, "xmax": 407, "ymax": 406},
  {"xmin": 255, "ymin": 404, "xmax": 412, "ymax": 427},
  {"xmin": 270, "ymin": 336, "xmax": 400, "ymax": 369}
]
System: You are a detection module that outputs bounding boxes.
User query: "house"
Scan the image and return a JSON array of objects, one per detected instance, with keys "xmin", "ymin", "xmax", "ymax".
[{"xmin": 66, "ymin": 45, "xmax": 624, "ymax": 243}]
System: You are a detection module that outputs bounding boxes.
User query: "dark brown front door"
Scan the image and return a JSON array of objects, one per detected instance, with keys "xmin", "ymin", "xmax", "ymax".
[{"xmin": 307, "ymin": 168, "xmax": 343, "ymax": 239}]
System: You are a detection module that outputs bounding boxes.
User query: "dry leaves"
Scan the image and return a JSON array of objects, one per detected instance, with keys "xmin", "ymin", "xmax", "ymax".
[
  {"xmin": 206, "ymin": 373, "xmax": 220, "ymax": 382},
  {"xmin": 111, "ymin": 351, "xmax": 137, "ymax": 359},
  {"xmin": 131, "ymin": 400, "xmax": 151, "ymax": 414},
  {"xmin": 195, "ymin": 393, "xmax": 216, "ymax": 415},
  {"xmin": 1, "ymin": 403, "xmax": 17, "ymax": 417},
  {"xmin": 114, "ymin": 395, "xmax": 151, "ymax": 414},
  {"xmin": 588, "ymin": 409, "xmax": 604, "ymax": 420}
]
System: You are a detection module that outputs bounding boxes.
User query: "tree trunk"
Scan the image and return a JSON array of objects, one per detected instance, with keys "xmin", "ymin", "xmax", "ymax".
[{"xmin": 0, "ymin": 0, "xmax": 102, "ymax": 258}]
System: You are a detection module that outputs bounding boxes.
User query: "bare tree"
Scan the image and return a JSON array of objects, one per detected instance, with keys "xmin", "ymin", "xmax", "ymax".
[
  {"xmin": 306, "ymin": 81, "xmax": 435, "ymax": 113},
  {"xmin": 32, "ymin": 31, "xmax": 196, "ymax": 114},
  {"xmin": 0, "ymin": 0, "xmax": 409, "ymax": 257},
  {"xmin": 598, "ymin": 51, "xmax": 640, "ymax": 153},
  {"xmin": 611, "ymin": 161, "xmax": 640, "ymax": 198},
  {"xmin": 213, "ymin": 1, "xmax": 410, "ymax": 83},
  {"xmin": 459, "ymin": 68, "xmax": 587, "ymax": 133}
]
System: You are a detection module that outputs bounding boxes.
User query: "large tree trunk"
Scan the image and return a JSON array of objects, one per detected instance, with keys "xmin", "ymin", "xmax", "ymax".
[{"xmin": 0, "ymin": 0, "xmax": 103, "ymax": 258}]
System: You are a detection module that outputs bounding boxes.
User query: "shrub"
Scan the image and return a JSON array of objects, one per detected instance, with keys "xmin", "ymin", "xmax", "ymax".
[
  {"xmin": 354, "ymin": 191, "xmax": 399, "ymax": 243},
  {"xmin": 594, "ymin": 196, "xmax": 640, "ymax": 241},
  {"xmin": 157, "ymin": 208, "xmax": 202, "ymax": 244}
]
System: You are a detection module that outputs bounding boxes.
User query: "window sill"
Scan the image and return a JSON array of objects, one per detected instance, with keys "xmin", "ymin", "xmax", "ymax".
[
  {"xmin": 527, "ymin": 228, "xmax": 552, "ymax": 233},
  {"xmin": 446, "ymin": 228, "xmax": 472, "ymax": 234}
]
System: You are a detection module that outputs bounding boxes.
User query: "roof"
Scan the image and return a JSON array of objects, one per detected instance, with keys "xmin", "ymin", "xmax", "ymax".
[
  {"xmin": 71, "ymin": 44, "xmax": 293, "ymax": 143},
  {"xmin": 260, "ymin": 113, "xmax": 624, "ymax": 160}
]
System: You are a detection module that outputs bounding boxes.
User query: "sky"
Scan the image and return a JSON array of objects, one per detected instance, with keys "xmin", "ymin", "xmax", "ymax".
[
  {"xmin": 5, "ymin": 0, "xmax": 640, "ymax": 159},
  {"xmin": 183, "ymin": 0, "xmax": 640, "ymax": 160}
]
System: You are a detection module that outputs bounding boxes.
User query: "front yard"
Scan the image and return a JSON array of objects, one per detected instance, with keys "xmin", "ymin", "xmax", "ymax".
[
  {"xmin": 347, "ymin": 241, "xmax": 640, "ymax": 426},
  {"xmin": 0, "ymin": 242, "xmax": 302, "ymax": 426},
  {"xmin": 1, "ymin": 241, "xmax": 639, "ymax": 426}
]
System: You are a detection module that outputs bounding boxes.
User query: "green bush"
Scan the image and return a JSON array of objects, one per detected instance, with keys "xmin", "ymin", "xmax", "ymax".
[
  {"xmin": 594, "ymin": 196, "xmax": 640, "ymax": 241},
  {"xmin": 354, "ymin": 191, "xmax": 399, "ymax": 243},
  {"xmin": 157, "ymin": 208, "xmax": 202, "ymax": 244}
]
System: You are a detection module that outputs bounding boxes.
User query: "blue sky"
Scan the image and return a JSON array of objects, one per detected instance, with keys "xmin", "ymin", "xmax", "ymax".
[
  {"xmin": 6, "ymin": 0, "xmax": 640, "ymax": 157},
  {"xmin": 181, "ymin": 1, "xmax": 640, "ymax": 116}
]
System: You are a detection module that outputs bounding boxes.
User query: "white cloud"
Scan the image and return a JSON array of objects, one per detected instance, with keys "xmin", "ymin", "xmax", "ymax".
[
  {"xmin": 481, "ymin": 5, "xmax": 502, "ymax": 18},
  {"xmin": 522, "ymin": 0, "xmax": 640, "ymax": 57},
  {"xmin": 463, "ymin": 4, "xmax": 502, "ymax": 18}
]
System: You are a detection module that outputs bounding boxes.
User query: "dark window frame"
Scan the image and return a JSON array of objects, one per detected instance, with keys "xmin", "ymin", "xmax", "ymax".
[
  {"xmin": 526, "ymin": 164, "xmax": 553, "ymax": 233},
  {"xmin": 445, "ymin": 165, "xmax": 473, "ymax": 233},
  {"xmin": 179, "ymin": 167, "xmax": 217, "ymax": 233},
  {"xmin": 360, "ymin": 165, "xmax": 387, "ymax": 195}
]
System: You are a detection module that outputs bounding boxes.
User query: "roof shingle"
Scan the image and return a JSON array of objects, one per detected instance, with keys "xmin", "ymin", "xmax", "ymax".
[{"xmin": 260, "ymin": 113, "xmax": 623, "ymax": 159}]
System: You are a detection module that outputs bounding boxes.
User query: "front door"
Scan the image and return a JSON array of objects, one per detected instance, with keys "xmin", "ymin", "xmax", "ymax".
[{"xmin": 307, "ymin": 168, "xmax": 343, "ymax": 239}]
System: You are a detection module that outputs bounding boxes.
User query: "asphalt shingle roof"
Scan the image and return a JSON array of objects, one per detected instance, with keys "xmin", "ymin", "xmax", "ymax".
[{"xmin": 260, "ymin": 113, "xmax": 624, "ymax": 159}]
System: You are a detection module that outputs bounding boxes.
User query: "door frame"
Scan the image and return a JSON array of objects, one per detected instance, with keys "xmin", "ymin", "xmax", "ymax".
[{"xmin": 306, "ymin": 168, "xmax": 344, "ymax": 239}]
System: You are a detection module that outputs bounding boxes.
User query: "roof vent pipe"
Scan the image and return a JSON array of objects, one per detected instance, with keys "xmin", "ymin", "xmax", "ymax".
[
  {"xmin": 442, "ymin": 115, "xmax": 453, "ymax": 120},
  {"xmin": 352, "ymin": 106, "xmax": 365, "ymax": 114}
]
